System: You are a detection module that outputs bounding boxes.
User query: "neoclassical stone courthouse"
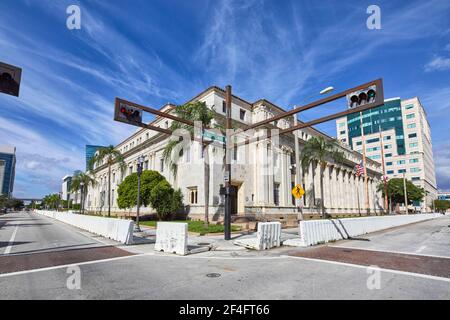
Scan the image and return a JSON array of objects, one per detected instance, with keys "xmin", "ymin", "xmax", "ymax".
[{"xmin": 86, "ymin": 87, "xmax": 384, "ymax": 221}]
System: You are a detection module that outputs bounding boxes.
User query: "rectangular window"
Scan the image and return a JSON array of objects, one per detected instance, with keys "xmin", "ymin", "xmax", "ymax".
[
  {"xmin": 412, "ymin": 177, "xmax": 420, "ymax": 181},
  {"xmin": 339, "ymin": 122, "xmax": 345, "ymax": 128},
  {"xmin": 233, "ymin": 145, "xmax": 238, "ymax": 161},
  {"xmin": 406, "ymin": 114, "xmax": 415, "ymax": 119},
  {"xmin": 409, "ymin": 142, "xmax": 419, "ymax": 148},
  {"xmin": 407, "ymin": 123, "xmax": 416, "ymax": 129},
  {"xmin": 340, "ymin": 130, "xmax": 346, "ymax": 135},
  {"xmin": 239, "ymin": 109, "xmax": 246, "ymax": 121},
  {"xmin": 160, "ymin": 158, "xmax": 164, "ymax": 172},
  {"xmin": 383, "ymin": 136, "xmax": 391, "ymax": 141},
  {"xmin": 188, "ymin": 187, "xmax": 198, "ymax": 204},
  {"xmin": 409, "ymin": 158, "xmax": 419, "ymax": 163},
  {"xmin": 384, "ymin": 144, "xmax": 391, "ymax": 149},
  {"xmin": 408, "ymin": 133, "xmax": 417, "ymax": 138},
  {"xmin": 385, "ymin": 153, "xmax": 392, "ymax": 158},
  {"xmin": 367, "ymin": 138, "xmax": 379, "ymax": 144},
  {"xmin": 398, "ymin": 169, "xmax": 406, "ymax": 174},
  {"xmin": 274, "ymin": 183, "xmax": 280, "ymax": 206},
  {"xmin": 369, "ymin": 155, "xmax": 381, "ymax": 160},
  {"xmin": 222, "ymin": 101, "xmax": 226, "ymax": 113},
  {"xmin": 405, "ymin": 104, "xmax": 414, "ymax": 110},
  {"xmin": 397, "ymin": 160, "xmax": 406, "ymax": 165},
  {"xmin": 356, "ymin": 141, "xmax": 362, "ymax": 146},
  {"xmin": 387, "ymin": 170, "xmax": 394, "ymax": 174},
  {"xmin": 410, "ymin": 167, "xmax": 421, "ymax": 173},
  {"xmin": 386, "ymin": 162, "xmax": 393, "ymax": 166}
]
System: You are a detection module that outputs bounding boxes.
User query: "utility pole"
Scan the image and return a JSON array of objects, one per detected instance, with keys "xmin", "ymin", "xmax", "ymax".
[
  {"xmin": 224, "ymin": 85, "xmax": 232, "ymax": 240},
  {"xmin": 359, "ymin": 112, "xmax": 370, "ymax": 215},
  {"xmin": 403, "ymin": 172, "xmax": 408, "ymax": 215},
  {"xmin": 379, "ymin": 126, "xmax": 389, "ymax": 214},
  {"xmin": 135, "ymin": 155, "xmax": 144, "ymax": 232},
  {"xmin": 293, "ymin": 108, "xmax": 303, "ymax": 221}
]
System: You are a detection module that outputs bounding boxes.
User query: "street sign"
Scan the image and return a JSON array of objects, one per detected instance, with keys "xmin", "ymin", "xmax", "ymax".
[
  {"xmin": 0, "ymin": 61, "xmax": 22, "ymax": 97},
  {"xmin": 203, "ymin": 130, "xmax": 226, "ymax": 144},
  {"xmin": 224, "ymin": 171, "xmax": 230, "ymax": 182},
  {"xmin": 292, "ymin": 184, "xmax": 305, "ymax": 199}
]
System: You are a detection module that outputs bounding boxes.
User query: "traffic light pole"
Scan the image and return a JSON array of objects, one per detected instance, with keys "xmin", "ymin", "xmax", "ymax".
[{"xmin": 224, "ymin": 85, "xmax": 232, "ymax": 240}]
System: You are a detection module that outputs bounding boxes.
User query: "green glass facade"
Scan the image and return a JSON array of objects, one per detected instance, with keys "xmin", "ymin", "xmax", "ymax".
[{"xmin": 347, "ymin": 98, "xmax": 405, "ymax": 155}]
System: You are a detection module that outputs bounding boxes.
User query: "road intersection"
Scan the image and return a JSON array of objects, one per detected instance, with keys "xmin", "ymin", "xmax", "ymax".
[{"xmin": 1, "ymin": 212, "xmax": 449, "ymax": 299}]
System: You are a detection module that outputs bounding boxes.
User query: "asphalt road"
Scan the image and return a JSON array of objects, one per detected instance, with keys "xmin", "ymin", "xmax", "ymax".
[{"xmin": 0, "ymin": 212, "xmax": 449, "ymax": 300}]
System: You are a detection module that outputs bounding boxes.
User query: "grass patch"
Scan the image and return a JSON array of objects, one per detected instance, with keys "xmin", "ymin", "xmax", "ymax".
[{"xmin": 140, "ymin": 220, "xmax": 241, "ymax": 234}]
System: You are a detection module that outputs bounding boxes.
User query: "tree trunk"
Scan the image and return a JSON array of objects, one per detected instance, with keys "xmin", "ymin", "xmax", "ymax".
[
  {"xmin": 204, "ymin": 145, "xmax": 210, "ymax": 228},
  {"xmin": 108, "ymin": 165, "xmax": 111, "ymax": 217},
  {"xmin": 320, "ymin": 163, "xmax": 326, "ymax": 219}
]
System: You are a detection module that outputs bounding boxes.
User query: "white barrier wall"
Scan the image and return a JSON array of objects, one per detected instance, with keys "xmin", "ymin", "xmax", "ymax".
[
  {"xmin": 35, "ymin": 210, "xmax": 134, "ymax": 244},
  {"xmin": 288, "ymin": 213, "xmax": 442, "ymax": 247},
  {"xmin": 154, "ymin": 222, "xmax": 188, "ymax": 255},
  {"xmin": 234, "ymin": 222, "xmax": 282, "ymax": 250}
]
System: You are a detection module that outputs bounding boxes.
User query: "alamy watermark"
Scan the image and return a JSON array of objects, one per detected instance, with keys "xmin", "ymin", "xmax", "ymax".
[
  {"xmin": 367, "ymin": 5, "xmax": 381, "ymax": 30},
  {"xmin": 66, "ymin": 265, "xmax": 81, "ymax": 290},
  {"xmin": 366, "ymin": 265, "xmax": 381, "ymax": 290},
  {"xmin": 66, "ymin": 5, "xmax": 81, "ymax": 30}
]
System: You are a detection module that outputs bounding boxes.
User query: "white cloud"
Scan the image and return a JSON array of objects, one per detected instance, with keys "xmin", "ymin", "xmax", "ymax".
[{"xmin": 424, "ymin": 56, "xmax": 450, "ymax": 72}]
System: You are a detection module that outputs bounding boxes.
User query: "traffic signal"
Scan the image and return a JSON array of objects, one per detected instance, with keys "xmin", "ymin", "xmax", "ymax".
[
  {"xmin": 115, "ymin": 102, "xmax": 142, "ymax": 124},
  {"xmin": 347, "ymin": 85, "xmax": 377, "ymax": 109}
]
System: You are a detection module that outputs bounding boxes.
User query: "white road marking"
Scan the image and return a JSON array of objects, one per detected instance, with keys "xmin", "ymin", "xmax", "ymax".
[
  {"xmin": 4, "ymin": 221, "xmax": 20, "ymax": 255},
  {"xmin": 416, "ymin": 245, "xmax": 427, "ymax": 253},
  {"xmin": 286, "ymin": 255, "xmax": 450, "ymax": 283},
  {"xmin": 331, "ymin": 245, "xmax": 450, "ymax": 259},
  {"xmin": 0, "ymin": 253, "xmax": 147, "ymax": 278}
]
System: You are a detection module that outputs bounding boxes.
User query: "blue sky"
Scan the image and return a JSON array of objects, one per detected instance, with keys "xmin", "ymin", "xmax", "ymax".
[{"xmin": 0, "ymin": 0, "xmax": 449, "ymax": 198}]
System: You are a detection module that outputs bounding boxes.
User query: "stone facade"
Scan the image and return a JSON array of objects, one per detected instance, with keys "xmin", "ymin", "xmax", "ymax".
[{"xmin": 86, "ymin": 87, "xmax": 384, "ymax": 220}]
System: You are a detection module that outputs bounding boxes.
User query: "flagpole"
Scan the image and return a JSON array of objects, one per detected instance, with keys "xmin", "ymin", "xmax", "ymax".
[
  {"xmin": 379, "ymin": 125, "xmax": 389, "ymax": 214},
  {"xmin": 359, "ymin": 112, "xmax": 370, "ymax": 215}
]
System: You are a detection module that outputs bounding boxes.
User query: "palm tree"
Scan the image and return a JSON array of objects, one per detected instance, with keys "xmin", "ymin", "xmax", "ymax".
[
  {"xmin": 300, "ymin": 136, "xmax": 345, "ymax": 219},
  {"xmin": 163, "ymin": 101, "xmax": 216, "ymax": 227},
  {"xmin": 70, "ymin": 170, "xmax": 96, "ymax": 213},
  {"xmin": 89, "ymin": 145, "xmax": 126, "ymax": 217}
]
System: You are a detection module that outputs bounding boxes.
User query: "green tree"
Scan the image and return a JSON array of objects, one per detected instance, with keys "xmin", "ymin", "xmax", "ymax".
[
  {"xmin": 162, "ymin": 101, "xmax": 216, "ymax": 227},
  {"xmin": 117, "ymin": 170, "xmax": 165, "ymax": 209},
  {"xmin": 89, "ymin": 145, "xmax": 126, "ymax": 217},
  {"xmin": 433, "ymin": 200, "xmax": 450, "ymax": 213},
  {"xmin": 70, "ymin": 170, "xmax": 96, "ymax": 213},
  {"xmin": 149, "ymin": 180, "xmax": 183, "ymax": 220},
  {"xmin": 43, "ymin": 194, "xmax": 60, "ymax": 210},
  {"xmin": 300, "ymin": 136, "xmax": 345, "ymax": 219},
  {"xmin": 377, "ymin": 178, "xmax": 425, "ymax": 210},
  {"xmin": 0, "ymin": 194, "xmax": 7, "ymax": 208}
]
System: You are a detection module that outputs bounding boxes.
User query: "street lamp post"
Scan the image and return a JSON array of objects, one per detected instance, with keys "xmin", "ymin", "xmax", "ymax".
[
  {"xmin": 80, "ymin": 182, "xmax": 84, "ymax": 215},
  {"xmin": 135, "ymin": 155, "xmax": 144, "ymax": 232}
]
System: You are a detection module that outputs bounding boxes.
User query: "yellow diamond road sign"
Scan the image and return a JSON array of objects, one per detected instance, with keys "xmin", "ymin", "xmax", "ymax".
[{"xmin": 292, "ymin": 184, "xmax": 305, "ymax": 199}]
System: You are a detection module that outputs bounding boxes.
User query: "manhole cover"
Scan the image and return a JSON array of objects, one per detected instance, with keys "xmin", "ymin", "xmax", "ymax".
[
  {"xmin": 206, "ymin": 273, "xmax": 221, "ymax": 278},
  {"xmin": 198, "ymin": 242, "xmax": 211, "ymax": 246}
]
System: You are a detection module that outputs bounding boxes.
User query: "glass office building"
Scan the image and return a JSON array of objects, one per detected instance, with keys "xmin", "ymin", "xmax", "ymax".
[
  {"xmin": 85, "ymin": 145, "xmax": 104, "ymax": 170},
  {"xmin": 336, "ymin": 97, "xmax": 437, "ymax": 212},
  {"xmin": 0, "ymin": 146, "xmax": 16, "ymax": 198}
]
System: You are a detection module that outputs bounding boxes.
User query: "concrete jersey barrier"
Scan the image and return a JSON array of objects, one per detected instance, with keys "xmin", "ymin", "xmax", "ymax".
[
  {"xmin": 35, "ymin": 210, "xmax": 134, "ymax": 244},
  {"xmin": 285, "ymin": 213, "xmax": 442, "ymax": 247},
  {"xmin": 154, "ymin": 222, "xmax": 188, "ymax": 255},
  {"xmin": 234, "ymin": 222, "xmax": 282, "ymax": 250}
]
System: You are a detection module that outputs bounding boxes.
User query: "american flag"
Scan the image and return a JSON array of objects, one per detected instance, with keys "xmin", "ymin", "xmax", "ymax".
[{"xmin": 355, "ymin": 161, "xmax": 364, "ymax": 177}]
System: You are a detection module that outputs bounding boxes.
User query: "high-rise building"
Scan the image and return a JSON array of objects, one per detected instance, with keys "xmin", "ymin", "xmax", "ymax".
[
  {"xmin": 0, "ymin": 145, "xmax": 16, "ymax": 198},
  {"xmin": 85, "ymin": 145, "xmax": 104, "ymax": 170},
  {"xmin": 336, "ymin": 97, "xmax": 437, "ymax": 212},
  {"xmin": 61, "ymin": 175, "xmax": 72, "ymax": 202}
]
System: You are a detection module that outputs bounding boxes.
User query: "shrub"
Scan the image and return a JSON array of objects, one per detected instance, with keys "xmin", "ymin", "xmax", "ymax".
[{"xmin": 149, "ymin": 180, "xmax": 183, "ymax": 220}]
